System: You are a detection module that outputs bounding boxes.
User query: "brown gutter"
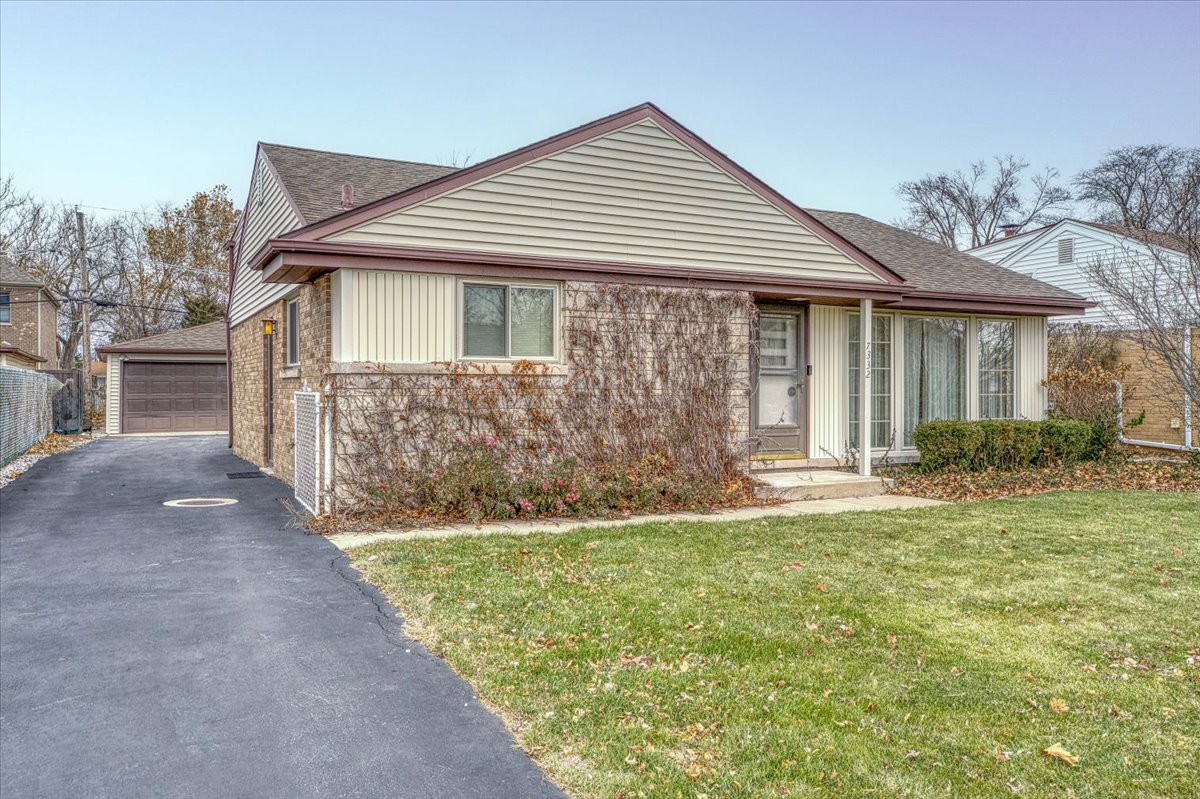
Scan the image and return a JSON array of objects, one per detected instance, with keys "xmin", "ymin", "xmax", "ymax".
[
  {"xmin": 95, "ymin": 347, "xmax": 226, "ymax": 356},
  {"xmin": 0, "ymin": 345, "xmax": 48, "ymax": 363},
  {"xmin": 255, "ymin": 239, "xmax": 908, "ymax": 303}
]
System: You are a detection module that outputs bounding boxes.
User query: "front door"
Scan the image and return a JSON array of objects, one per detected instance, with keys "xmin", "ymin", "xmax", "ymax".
[{"xmin": 754, "ymin": 310, "xmax": 806, "ymax": 455}]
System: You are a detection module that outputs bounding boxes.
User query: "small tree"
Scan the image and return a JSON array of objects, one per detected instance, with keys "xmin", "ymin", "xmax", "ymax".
[{"xmin": 896, "ymin": 156, "xmax": 1071, "ymax": 250}]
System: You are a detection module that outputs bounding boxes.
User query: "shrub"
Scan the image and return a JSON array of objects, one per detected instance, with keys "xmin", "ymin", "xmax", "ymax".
[
  {"xmin": 1039, "ymin": 418, "xmax": 1092, "ymax": 465},
  {"xmin": 913, "ymin": 421, "xmax": 985, "ymax": 471},
  {"xmin": 913, "ymin": 418, "xmax": 1099, "ymax": 472},
  {"xmin": 977, "ymin": 419, "xmax": 1042, "ymax": 470}
]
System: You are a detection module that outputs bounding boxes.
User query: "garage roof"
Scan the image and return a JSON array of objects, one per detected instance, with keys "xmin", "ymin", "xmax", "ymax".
[{"xmin": 98, "ymin": 321, "xmax": 227, "ymax": 356}]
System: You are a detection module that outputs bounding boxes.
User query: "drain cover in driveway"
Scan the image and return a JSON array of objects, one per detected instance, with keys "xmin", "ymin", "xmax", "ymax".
[
  {"xmin": 226, "ymin": 472, "xmax": 266, "ymax": 479},
  {"xmin": 162, "ymin": 498, "xmax": 239, "ymax": 508}
]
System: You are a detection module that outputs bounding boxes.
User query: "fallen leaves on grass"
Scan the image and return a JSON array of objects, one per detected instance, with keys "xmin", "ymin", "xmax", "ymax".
[
  {"xmin": 1050, "ymin": 698, "xmax": 1070, "ymax": 714},
  {"xmin": 1042, "ymin": 743, "xmax": 1080, "ymax": 767},
  {"xmin": 892, "ymin": 460, "xmax": 1200, "ymax": 502}
]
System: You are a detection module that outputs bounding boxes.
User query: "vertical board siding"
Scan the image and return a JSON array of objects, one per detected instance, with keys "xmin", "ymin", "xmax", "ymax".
[
  {"xmin": 809, "ymin": 305, "xmax": 848, "ymax": 459},
  {"xmin": 331, "ymin": 120, "xmax": 881, "ymax": 284},
  {"xmin": 105, "ymin": 357, "xmax": 121, "ymax": 434},
  {"xmin": 338, "ymin": 270, "xmax": 456, "ymax": 362},
  {"xmin": 229, "ymin": 153, "xmax": 302, "ymax": 326},
  {"xmin": 1017, "ymin": 316, "xmax": 1048, "ymax": 420}
]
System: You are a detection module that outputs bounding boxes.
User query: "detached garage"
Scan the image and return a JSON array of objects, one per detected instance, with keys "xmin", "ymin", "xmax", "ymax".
[{"xmin": 98, "ymin": 321, "xmax": 228, "ymax": 434}]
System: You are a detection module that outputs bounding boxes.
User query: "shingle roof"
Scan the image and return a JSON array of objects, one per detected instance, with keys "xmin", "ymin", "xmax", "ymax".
[
  {"xmin": 253, "ymin": 140, "xmax": 1086, "ymax": 305},
  {"xmin": 0, "ymin": 254, "xmax": 45, "ymax": 287},
  {"xmin": 98, "ymin": 320, "xmax": 227, "ymax": 355},
  {"xmin": 260, "ymin": 143, "xmax": 459, "ymax": 225},
  {"xmin": 804, "ymin": 209, "xmax": 1087, "ymax": 302}
]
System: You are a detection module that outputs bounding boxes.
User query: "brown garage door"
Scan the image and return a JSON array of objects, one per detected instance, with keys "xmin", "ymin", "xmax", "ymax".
[{"xmin": 121, "ymin": 361, "xmax": 228, "ymax": 433}]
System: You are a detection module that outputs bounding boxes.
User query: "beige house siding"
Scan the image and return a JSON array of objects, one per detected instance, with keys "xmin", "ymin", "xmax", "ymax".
[
  {"xmin": 808, "ymin": 305, "xmax": 1049, "ymax": 460},
  {"xmin": 1015, "ymin": 316, "xmax": 1048, "ymax": 421},
  {"xmin": 103, "ymin": 353, "xmax": 227, "ymax": 435},
  {"xmin": 331, "ymin": 269, "xmax": 456, "ymax": 362},
  {"xmin": 229, "ymin": 152, "xmax": 302, "ymax": 327},
  {"xmin": 329, "ymin": 119, "xmax": 882, "ymax": 284}
]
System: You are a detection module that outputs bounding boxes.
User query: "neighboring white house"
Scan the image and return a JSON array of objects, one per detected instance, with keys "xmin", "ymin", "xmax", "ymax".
[{"xmin": 969, "ymin": 219, "xmax": 1187, "ymax": 327}]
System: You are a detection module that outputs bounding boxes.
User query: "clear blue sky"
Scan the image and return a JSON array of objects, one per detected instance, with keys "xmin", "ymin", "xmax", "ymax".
[{"xmin": 2, "ymin": 0, "xmax": 1197, "ymax": 223}]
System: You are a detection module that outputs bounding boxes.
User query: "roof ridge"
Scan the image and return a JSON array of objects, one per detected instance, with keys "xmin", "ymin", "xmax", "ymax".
[{"xmin": 259, "ymin": 141, "xmax": 455, "ymax": 171}]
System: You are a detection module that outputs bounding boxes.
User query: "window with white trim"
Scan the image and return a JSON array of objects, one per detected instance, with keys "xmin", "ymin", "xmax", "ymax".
[
  {"xmin": 848, "ymin": 313, "xmax": 893, "ymax": 449},
  {"xmin": 0, "ymin": 291, "xmax": 10, "ymax": 324},
  {"xmin": 286, "ymin": 298, "xmax": 300, "ymax": 365},
  {"xmin": 978, "ymin": 319, "xmax": 1015, "ymax": 419},
  {"xmin": 461, "ymin": 282, "xmax": 557, "ymax": 359},
  {"xmin": 902, "ymin": 316, "xmax": 967, "ymax": 447}
]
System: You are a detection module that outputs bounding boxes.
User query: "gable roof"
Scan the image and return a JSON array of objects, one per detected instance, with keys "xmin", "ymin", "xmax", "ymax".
[
  {"xmin": 259, "ymin": 143, "xmax": 459, "ymax": 226},
  {"xmin": 969, "ymin": 218, "xmax": 1188, "ymax": 264},
  {"xmin": 242, "ymin": 103, "xmax": 1089, "ymax": 314},
  {"xmin": 805, "ymin": 210, "xmax": 1086, "ymax": 302},
  {"xmin": 97, "ymin": 320, "xmax": 227, "ymax": 355}
]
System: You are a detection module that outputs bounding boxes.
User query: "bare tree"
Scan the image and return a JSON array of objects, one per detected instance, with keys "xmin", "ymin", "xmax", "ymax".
[
  {"xmin": 1075, "ymin": 145, "xmax": 1200, "ymax": 232},
  {"xmin": 896, "ymin": 156, "xmax": 1071, "ymax": 249},
  {"xmin": 1076, "ymin": 146, "xmax": 1200, "ymax": 413}
]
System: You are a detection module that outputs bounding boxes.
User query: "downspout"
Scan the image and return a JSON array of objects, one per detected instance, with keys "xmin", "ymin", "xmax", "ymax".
[
  {"xmin": 1114, "ymin": 379, "xmax": 1198, "ymax": 453},
  {"xmin": 225, "ymin": 241, "xmax": 236, "ymax": 449},
  {"xmin": 1185, "ymin": 327, "xmax": 1193, "ymax": 451}
]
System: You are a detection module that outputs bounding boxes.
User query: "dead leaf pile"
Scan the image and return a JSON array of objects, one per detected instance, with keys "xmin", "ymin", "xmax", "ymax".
[{"xmin": 892, "ymin": 460, "xmax": 1200, "ymax": 502}]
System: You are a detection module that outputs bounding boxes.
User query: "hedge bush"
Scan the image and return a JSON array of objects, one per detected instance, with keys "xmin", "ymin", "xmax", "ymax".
[{"xmin": 913, "ymin": 418, "xmax": 1097, "ymax": 472}]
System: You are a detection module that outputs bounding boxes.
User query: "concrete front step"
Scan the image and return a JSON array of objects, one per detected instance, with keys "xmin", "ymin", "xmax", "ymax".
[{"xmin": 755, "ymin": 469, "xmax": 889, "ymax": 501}]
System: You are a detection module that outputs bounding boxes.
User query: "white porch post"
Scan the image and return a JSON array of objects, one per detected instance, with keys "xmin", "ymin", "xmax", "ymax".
[{"xmin": 859, "ymin": 299, "xmax": 873, "ymax": 476}]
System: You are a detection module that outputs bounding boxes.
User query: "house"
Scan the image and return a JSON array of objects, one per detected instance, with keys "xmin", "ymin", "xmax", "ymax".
[
  {"xmin": 970, "ymin": 219, "xmax": 1196, "ymax": 449},
  {"xmin": 0, "ymin": 255, "xmax": 59, "ymax": 370},
  {"xmin": 96, "ymin": 321, "xmax": 228, "ymax": 434},
  {"xmin": 226, "ymin": 103, "xmax": 1088, "ymax": 497},
  {"xmin": 968, "ymin": 218, "xmax": 1190, "ymax": 327}
]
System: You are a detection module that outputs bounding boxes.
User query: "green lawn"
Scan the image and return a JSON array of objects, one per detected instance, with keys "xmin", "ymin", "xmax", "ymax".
[{"xmin": 353, "ymin": 492, "xmax": 1199, "ymax": 798}]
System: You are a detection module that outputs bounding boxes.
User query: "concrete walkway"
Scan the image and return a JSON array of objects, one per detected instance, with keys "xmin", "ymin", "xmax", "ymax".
[{"xmin": 329, "ymin": 494, "xmax": 945, "ymax": 549}]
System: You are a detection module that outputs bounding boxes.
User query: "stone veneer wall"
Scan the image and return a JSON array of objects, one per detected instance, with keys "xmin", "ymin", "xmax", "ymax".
[
  {"xmin": 326, "ymin": 280, "xmax": 755, "ymax": 513},
  {"xmin": 230, "ymin": 275, "xmax": 331, "ymax": 486}
]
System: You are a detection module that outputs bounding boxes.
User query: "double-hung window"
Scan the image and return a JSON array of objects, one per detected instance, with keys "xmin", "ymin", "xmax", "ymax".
[
  {"xmin": 286, "ymin": 298, "xmax": 300, "ymax": 365},
  {"xmin": 0, "ymin": 291, "xmax": 10, "ymax": 324},
  {"xmin": 848, "ymin": 313, "xmax": 893, "ymax": 449},
  {"xmin": 461, "ymin": 282, "xmax": 557, "ymax": 360},
  {"xmin": 978, "ymin": 319, "xmax": 1015, "ymax": 419}
]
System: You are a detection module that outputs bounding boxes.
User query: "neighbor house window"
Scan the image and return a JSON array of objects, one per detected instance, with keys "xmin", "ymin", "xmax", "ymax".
[
  {"xmin": 0, "ymin": 291, "xmax": 9, "ymax": 323},
  {"xmin": 848, "ymin": 313, "xmax": 893, "ymax": 449},
  {"xmin": 903, "ymin": 317, "xmax": 966, "ymax": 447},
  {"xmin": 978, "ymin": 319, "xmax": 1015, "ymax": 419},
  {"xmin": 461, "ymin": 282, "xmax": 556, "ymax": 359},
  {"xmin": 286, "ymin": 298, "xmax": 300, "ymax": 365}
]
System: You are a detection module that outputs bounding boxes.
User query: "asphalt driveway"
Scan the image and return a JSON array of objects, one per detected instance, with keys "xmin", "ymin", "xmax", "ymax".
[{"xmin": 0, "ymin": 436, "xmax": 565, "ymax": 799}]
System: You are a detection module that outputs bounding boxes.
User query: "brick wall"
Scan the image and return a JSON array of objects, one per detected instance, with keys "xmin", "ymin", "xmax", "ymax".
[
  {"xmin": 230, "ymin": 275, "xmax": 331, "ymax": 485},
  {"xmin": 1116, "ymin": 328, "xmax": 1199, "ymax": 447},
  {"xmin": 327, "ymin": 280, "xmax": 755, "ymax": 513},
  {"xmin": 0, "ymin": 285, "xmax": 57, "ymax": 367}
]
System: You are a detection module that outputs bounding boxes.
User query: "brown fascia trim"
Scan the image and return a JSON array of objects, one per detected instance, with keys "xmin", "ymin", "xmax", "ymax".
[
  {"xmin": 268, "ymin": 102, "xmax": 907, "ymax": 287},
  {"xmin": 257, "ymin": 240, "xmax": 908, "ymax": 302},
  {"xmin": 95, "ymin": 347, "xmax": 227, "ymax": 356},
  {"xmin": 891, "ymin": 293, "xmax": 1092, "ymax": 317}
]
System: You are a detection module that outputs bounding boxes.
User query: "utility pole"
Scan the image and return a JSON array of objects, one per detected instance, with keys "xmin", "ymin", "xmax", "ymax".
[{"xmin": 76, "ymin": 208, "xmax": 91, "ymax": 422}]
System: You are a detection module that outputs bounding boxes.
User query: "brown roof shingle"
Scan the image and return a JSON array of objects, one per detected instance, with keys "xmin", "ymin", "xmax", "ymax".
[
  {"xmin": 803, "ymin": 209, "xmax": 1087, "ymax": 302},
  {"xmin": 98, "ymin": 320, "xmax": 227, "ymax": 355},
  {"xmin": 0, "ymin": 254, "xmax": 45, "ymax": 287},
  {"xmin": 260, "ymin": 143, "xmax": 459, "ymax": 225}
]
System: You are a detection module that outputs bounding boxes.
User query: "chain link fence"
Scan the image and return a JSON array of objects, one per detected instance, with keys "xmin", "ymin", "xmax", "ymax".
[{"xmin": 1, "ymin": 367, "xmax": 63, "ymax": 467}]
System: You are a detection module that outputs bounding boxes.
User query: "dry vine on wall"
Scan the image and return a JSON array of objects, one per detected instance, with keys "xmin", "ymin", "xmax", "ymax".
[{"xmin": 326, "ymin": 282, "xmax": 758, "ymax": 524}]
